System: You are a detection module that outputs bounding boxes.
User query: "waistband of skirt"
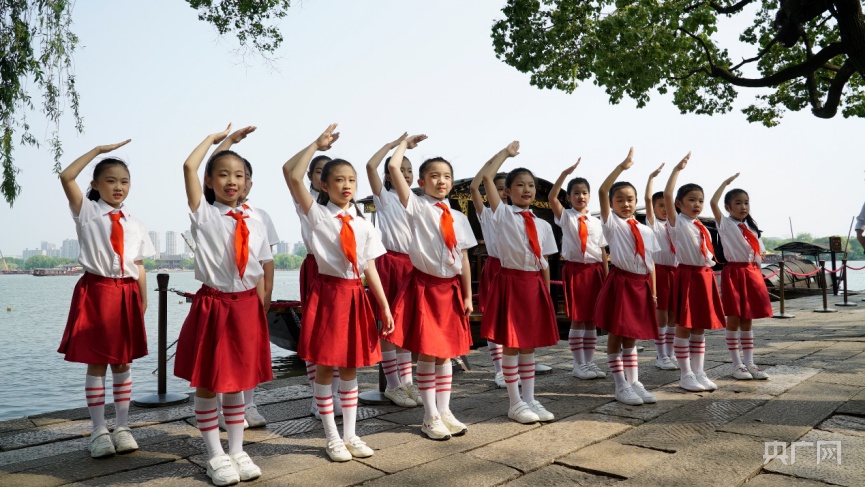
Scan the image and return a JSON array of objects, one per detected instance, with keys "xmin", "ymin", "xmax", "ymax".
[
  {"xmin": 198, "ymin": 285, "xmax": 259, "ymax": 299},
  {"xmin": 411, "ymin": 268, "xmax": 460, "ymax": 284},
  {"xmin": 724, "ymin": 261, "xmax": 760, "ymax": 269},
  {"xmin": 499, "ymin": 267, "xmax": 544, "ymax": 278},
  {"xmin": 610, "ymin": 266, "xmax": 650, "ymax": 280},
  {"xmin": 563, "ymin": 261, "xmax": 603, "ymax": 269},
  {"xmin": 83, "ymin": 272, "xmax": 136, "ymax": 285},
  {"xmin": 677, "ymin": 264, "xmax": 715, "ymax": 273},
  {"xmin": 654, "ymin": 263, "xmax": 678, "ymax": 272},
  {"xmin": 384, "ymin": 250, "xmax": 412, "ymax": 261},
  {"xmin": 317, "ymin": 274, "xmax": 363, "ymax": 287}
]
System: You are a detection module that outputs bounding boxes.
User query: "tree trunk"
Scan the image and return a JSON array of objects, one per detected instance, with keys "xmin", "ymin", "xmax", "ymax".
[{"xmin": 834, "ymin": 0, "xmax": 865, "ymax": 77}]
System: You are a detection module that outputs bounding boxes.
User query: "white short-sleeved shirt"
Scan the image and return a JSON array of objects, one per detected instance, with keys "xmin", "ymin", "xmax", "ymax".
[
  {"xmin": 555, "ymin": 208, "xmax": 606, "ymax": 264},
  {"xmin": 73, "ymin": 199, "xmax": 155, "ymax": 280},
  {"xmin": 295, "ymin": 189, "xmax": 362, "ymax": 250},
  {"xmin": 373, "ymin": 189, "xmax": 412, "ymax": 254},
  {"xmin": 479, "ymin": 206, "xmax": 500, "ymax": 259},
  {"xmin": 856, "ymin": 201, "xmax": 865, "ymax": 231},
  {"xmin": 303, "ymin": 202, "xmax": 387, "ymax": 279},
  {"xmin": 717, "ymin": 215, "xmax": 765, "ymax": 263},
  {"xmin": 493, "ymin": 205, "xmax": 557, "ymax": 271},
  {"xmin": 602, "ymin": 213, "xmax": 658, "ymax": 275},
  {"xmin": 669, "ymin": 213, "xmax": 715, "ymax": 267},
  {"xmin": 404, "ymin": 193, "xmax": 477, "ymax": 278},
  {"xmin": 190, "ymin": 200, "xmax": 273, "ymax": 293},
  {"xmin": 650, "ymin": 219, "xmax": 678, "ymax": 267},
  {"xmin": 244, "ymin": 201, "xmax": 279, "ymax": 247}
]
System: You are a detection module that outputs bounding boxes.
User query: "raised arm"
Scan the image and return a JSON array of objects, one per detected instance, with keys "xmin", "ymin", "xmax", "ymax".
[
  {"xmin": 470, "ymin": 153, "xmax": 497, "ymax": 216},
  {"xmin": 367, "ymin": 133, "xmax": 407, "ymax": 197},
  {"xmin": 183, "ymin": 124, "xmax": 232, "ymax": 212},
  {"xmin": 214, "ymin": 125, "xmax": 256, "ymax": 154},
  {"xmin": 549, "ymin": 159, "xmax": 580, "ymax": 220},
  {"xmin": 60, "ymin": 140, "xmax": 131, "ymax": 215},
  {"xmin": 481, "ymin": 141, "xmax": 519, "ymax": 212},
  {"xmin": 710, "ymin": 173, "xmax": 740, "ymax": 223},
  {"xmin": 599, "ymin": 148, "xmax": 634, "ymax": 223},
  {"xmin": 663, "ymin": 152, "xmax": 691, "ymax": 228},
  {"xmin": 283, "ymin": 124, "xmax": 339, "ymax": 214},
  {"xmin": 387, "ymin": 138, "xmax": 415, "ymax": 207},
  {"xmin": 644, "ymin": 163, "xmax": 665, "ymax": 226}
]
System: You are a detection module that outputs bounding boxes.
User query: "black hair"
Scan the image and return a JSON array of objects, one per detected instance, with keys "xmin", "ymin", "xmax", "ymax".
[
  {"xmin": 316, "ymin": 158, "xmax": 365, "ymax": 219},
  {"xmin": 608, "ymin": 181, "xmax": 637, "ymax": 202},
  {"xmin": 493, "ymin": 172, "xmax": 507, "ymax": 184},
  {"xmin": 418, "ymin": 157, "xmax": 453, "ymax": 179},
  {"xmin": 383, "ymin": 155, "xmax": 411, "ymax": 192},
  {"xmin": 674, "ymin": 183, "xmax": 704, "ymax": 214},
  {"xmin": 566, "ymin": 177, "xmax": 590, "ymax": 194},
  {"xmin": 309, "ymin": 155, "xmax": 331, "ymax": 193},
  {"xmin": 203, "ymin": 150, "xmax": 245, "ymax": 205},
  {"xmin": 243, "ymin": 157, "xmax": 253, "ymax": 178},
  {"xmin": 87, "ymin": 158, "xmax": 130, "ymax": 201},
  {"xmin": 724, "ymin": 188, "xmax": 762, "ymax": 237},
  {"xmin": 652, "ymin": 191, "xmax": 664, "ymax": 206}
]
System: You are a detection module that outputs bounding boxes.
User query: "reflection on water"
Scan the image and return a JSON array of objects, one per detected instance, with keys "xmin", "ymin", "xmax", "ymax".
[{"xmin": 271, "ymin": 354, "xmax": 308, "ymax": 380}]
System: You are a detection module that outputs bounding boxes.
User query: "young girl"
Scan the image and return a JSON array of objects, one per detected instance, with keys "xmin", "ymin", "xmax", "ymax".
[
  {"xmin": 480, "ymin": 142, "xmax": 559, "ymax": 424},
  {"xmin": 58, "ymin": 140, "xmax": 156, "ymax": 459},
  {"xmin": 366, "ymin": 132, "xmax": 427, "ymax": 408},
  {"xmin": 664, "ymin": 153, "xmax": 726, "ymax": 392},
  {"xmin": 174, "ymin": 125, "xmax": 272, "ymax": 485},
  {"xmin": 385, "ymin": 136, "xmax": 477, "ymax": 441},
  {"xmin": 469, "ymin": 165, "xmax": 508, "ymax": 389},
  {"xmin": 285, "ymin": 124, "xmax": 394, "ymax": 462},
  {"xmin": 595, "ymin": 149, "xmax": 660, "ymax": 405},
  {"xmin": 549, "ymin": 160, "xmax": 609, "ymax": 381},
  {"xmin": 645, "ymin": 164, "xmax": 680, "ymax": 371},
  {"xmin": 710, "ymin": 176, "xmax": 772, "ymax": 381}
]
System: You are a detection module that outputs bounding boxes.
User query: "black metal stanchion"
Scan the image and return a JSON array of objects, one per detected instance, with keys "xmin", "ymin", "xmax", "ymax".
[
  {"xmin": 814, "ymin": 261, "xmax": 837, "ymax": 314},
  {"xmin": 836, "ymin": 259, "xmax": 857, "ymax": 307},
  {"xmin": 358, "ymin": 363, "xmax": 391, "ymax": 405},
  {"xmin": 773, "ymin": 261, "xmax": 794, "ymax": 319},
  {"xmin": 134, "ymin": 273, "xmax": 190, "ymax": 407}
]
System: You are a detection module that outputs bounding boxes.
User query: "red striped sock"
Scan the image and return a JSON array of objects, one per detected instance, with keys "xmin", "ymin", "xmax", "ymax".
[
  {"xmin": 314, "ymin": 382, "xmax": 340, "ymax": 442},
  {"xmin": 339, "ymin": 378, "xmax": 359, "ymax": 440},
  {"xmin": 222, "ymin": 392, "xmax": 245, "ymax": 454},
  {"xmin": 674, "ymin": 337, "xmax": 692, "ymax": 374},
  {"xmin": 726, "ymin": 330, "xmax": 743, "ymax": 367},
  {"xmin": 488, "ymin": 341, "xmax": 503, "ymax": 374},
  {"xmin": 689, "ymin": 335, "xmax": 706, "ymax": 374},
  {"xmin": 397, "ymin": 352, "xmax": 414, "ymax": 385},
  {"xmin": 622, "ymin": 347, "xmax": 639, "ymax": 384},
  {"xmin": 417, "ymin": 360, "xmax": 439, "ymax": 419},
  {"xmin": 655, "ymin": 329, "xmax": 666, "ymax": 359},
  {"xmin": 665, "ymin": 326, "xmax": 677, "ymax": 359},
  {"xmin": 381, "ymin": 350, "xmax": 400, "ymax": 389},
  {"xmin": 568, "ymin": 329, "xmax": 584, "ymax": 365},
  {"xmin": 194, "ymin": 395, "xmax": 223, "ymax": 458},
  {"xmin": 518, "ymin": 353, "xmax": 535, "ymax": 403},
  {"xmin": 502, "ymin": 354, "xmax": 520, "ymax": 406},
  {"xmin": 111, "ymin": 370, "xmax": 132, "ymax": 428},
  {"xmin": 305, "ymin": 361, "xmax": 317, "ymax": 386},
  {"xmin": 85, "ymin": 375, "xmax": 106, "ymax": 430},
  {"xmin": 607, "ymin": 353, "xmax": 626, "ymax": 388},
  {"xmin": 583, "ymin": 330, "xmax": 597, "ymax": 363},
  {"xmin": 435, "ymin": 362, "xmax": 453, "ymax": 413},
  {"xmin": 741, "ymin": 331, "xmax": 755, "ymax": 365}
]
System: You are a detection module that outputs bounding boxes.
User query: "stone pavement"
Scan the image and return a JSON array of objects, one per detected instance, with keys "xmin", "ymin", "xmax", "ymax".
[{"xmin": 1, "ymin": 294, "xmax": 864, "ymax": 486}]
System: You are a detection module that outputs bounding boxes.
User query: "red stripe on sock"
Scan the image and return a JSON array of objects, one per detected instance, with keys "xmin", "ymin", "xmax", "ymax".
[{"xmin": 194, "ymin": 408, "xmax": 218, "ymax": 415}]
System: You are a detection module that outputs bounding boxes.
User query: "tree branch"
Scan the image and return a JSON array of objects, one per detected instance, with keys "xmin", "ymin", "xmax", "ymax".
[
  {"xmin": 709, "ymin": 42, "xmax": 846, "ymax": 87},
  {"xmin": 684, "ymin": 0, "xmax": 756, "ymax": 14},
  {"xmin": 678, "ymin": 28, "xmax": 716, "ymax": 70},
  {"xmin": 812, "ymin": 60, "xmax": 855, "ymax": 118},
  {"xmin": 731, "ymin": 38, "xmax": 779, "ymax": 70}
]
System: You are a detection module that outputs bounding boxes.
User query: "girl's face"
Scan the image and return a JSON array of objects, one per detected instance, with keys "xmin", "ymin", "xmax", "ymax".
[
  {"xmin": 493, "ymin": 177, "xmax": 507, "ymax": 201},
  {"xmin": 569, "ymin": 183, "xmax": 590, "ymax": 213},
  {"xmin": 321, "ymin": 164, "xmax": 357, "ymax": 208},
  {"xmin": 676, "ymin": 190, "xmax": 704, "ymax": 219},
  {"xmin": 91, "ymin": 165, "xmax": 130, "ymax": 209},
  {"xmin": 311, "ymin": 160, "xmax": 326, "ymax": 191},
  {"xmin": 505, "ymin": 173, "xmax": 536, "ymax": 209},
  {"xmin": 725, "ymin": 193, "xmax": 750, "ymax": 221},
  {"xmin": 611, "ymin": 186, "xmax": 637, "ymax": 218},
  {"xmin": 241, "ymin": 171, "xmax": 253, "ymax": 202},
  {"xmin": 385, "ymin": 159, "xmax": 414, "ymax": 187},
  {"xmin": 418, "ymin": 162, "xmax": 453, "ymax": 200},
  {"xmin": 653, "ymin": 198, "xmax": 668, "ymax": 221},
  {"xmin": 205, "ymin": 156, "xmax": 246, "ymax": 206}
]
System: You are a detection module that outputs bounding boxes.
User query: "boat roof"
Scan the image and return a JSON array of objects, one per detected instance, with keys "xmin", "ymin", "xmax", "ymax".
[{"xmin": 773, "ymin": 241, "xmax": 833, "ymax": 255}]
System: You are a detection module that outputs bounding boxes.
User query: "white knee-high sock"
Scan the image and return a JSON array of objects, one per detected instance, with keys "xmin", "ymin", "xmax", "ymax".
[
  {"xmin": 111, "ymin": 370, "xmax": 132, "ymax": 428},
  {"xmin": 726, "ymin": 330, "xmax": 743, "ymax": 367},
  {"xmin": 305, "ymin": 361, "xmax": 317, "ymax": 386},
  {"xmin": 488, "ymin": 341, "xmax": 503, "ymax": 374},
  {"xmin": 568, "ymin": 329, "xmax": 584, "ymax": 365},
  {"xmin": 607, "ymin": 353, "xmax": 626, "ymax": 388},
  {"xmin": 655, "ymin": 329, "xmax": 666, "ymax": 359},
  {"xmin": 674, "ymin": 337, "xmax": 692, "ymax": 374},
  {"xmin": 194, "ymin": 395, "xmax": 223, "ymax": 459},
  {"xmin": 314, "ymin": 382, "xmax": 340, "ymax": 443},
  {"xmin": 690, "ymin": 334, "xmax": 706, "ymax": 374},
  {"xmin": 85, "ymin": 375, "xmax": 106, "ymax": 430},
  {"xmin": 381, "ymin": 350, "xmax": 400, "ymax": 389},
  {"xmin": 222, "ymin": 392, "xmax": 245, "ymax": 454},
  {"xmin": 397, "ymin": 352, "xmax": 414, "ymax": 385},
  {"xmin": 502, "ymin": 354, "xmax": 521, "ymax": 406},
  {"xmin": 435, "ymin": 362, "xmax": 453, "ymax": 414},
  {"xmin": 416, "ymin": 360, "xmax": 438, "ymax": 419},
  {"xmin": 583, "ymin": 329, "xmax": 597, "ymax": 363},
  {"xmin": 244, "ymin": 388, "xmax": 256, "ymax": 408},
  {"xmin": 741, "ymin": 330, "xmax": 755, "ymax": 365},
  {"xmin": 331, "ymin": 367, "xmax": 340, "ymax": 396},
  {"xmin": 665, "ymin": 326, "xmax": 677, "ymax": 359},
  {"xmin": 339, "ymin": 378, "xmax": 359, "ymax": 440},
  {"xmin": 518, "ymin": 353, "xmax": 536, "ymax": 404},
  {"xmin": 622, "ymin": 347, "xmax": 639, "ymax": 384}
]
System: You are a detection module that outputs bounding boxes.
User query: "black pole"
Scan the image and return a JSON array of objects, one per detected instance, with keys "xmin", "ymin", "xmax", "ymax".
[
  {"xmin": 837, "ymin": 258, "xmax": 857, "ymax": 307},
  {"xmin": 814, "ymin": 261, "xmax": 837, "ymax": 313},
  {"xmin": 774, "ymin": 261, "xmax": 794, "ymax": 318}
]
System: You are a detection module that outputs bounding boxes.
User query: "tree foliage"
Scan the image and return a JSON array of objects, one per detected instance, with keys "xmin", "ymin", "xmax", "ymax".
[
  {"xmin": 491, "ymin": 0, "xmax": 865, "ymax": 126},
  {"xmin": 0, "ymin": 0, "xmax": 291, "ymax": 207}
]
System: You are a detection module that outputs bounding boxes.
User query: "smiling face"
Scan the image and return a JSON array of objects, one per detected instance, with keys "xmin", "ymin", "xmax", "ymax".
[
  {"xmin": 321, "ymin": 163, "xmax": 357, "ymax": 208},
  {"xmin": 91, "ymin": 164, "xmax": 130, "ymax": 209},
  {"xmin": 506, "ymin": 172, "xmax": 537, "ymax": 209},
  {"xmin": 418, "ymin": 161, "xmax": 453, "ymax": 200},
  {"xmin": 725, "ymin": 191, "xmax": 750, "ymax": 221},
  {"xmin": 676, "ymin": 189, "xmax": 705, "ymax": 219},
  {"xmin": 611, "ymin": 185, "xmax": 637, "ymax": 218},
  {"xmin": 569, "ymin": 183, "xmax": 590, "ymax": 213},
  {"xmin": 205, "ymin": 155, "xmax": 246, "ymax": 206}
]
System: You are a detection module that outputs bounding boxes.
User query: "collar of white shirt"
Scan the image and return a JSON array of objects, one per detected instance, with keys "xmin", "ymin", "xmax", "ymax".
[
  {"xmin": 241, "ymin": 200, "xmax": 255, "ymax": 212},
  {"xmin": 510, "ymin": 206, "xmax": 535, "ymax": 216},
  {"xmin": 97, "ymin": 199, "xmax": 128, "ymax": 219},
  {"xmin": 421, "ymin": 194, "xmax": 448, "ymax": 206},
  {"xmin": 212, "ymin": 201, "xmax": 244, "ymax": 215},
  {"xmin": 326, "ymin": 201, "xmax": 354, "ymax": 217}
]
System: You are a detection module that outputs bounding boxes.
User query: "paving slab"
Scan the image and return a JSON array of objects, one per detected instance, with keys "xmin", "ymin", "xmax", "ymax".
[
  {"xmin": 763, "ymin": 428, "xmax": 864, "ymax": 487},
  {"xmin": 363, "ymin": 451, "xmax": 521, "ymax": 487},
  {"xmin": 64, "ymin": 459, "xmax": 208, "ymax": 486},
  {"xmin": 592, "ymin": 386, "xmax": 701, "ymax": 422},
  {"xmin": 835, "ymin": 389, "xmax": 865, "ymax": 417},
  {"xmin": 507, "ymin": 464, "xmax": 620, "ymax": 486},
  {"xmin": 743, "ymin": 473, "xmax": 835, "ymax": 487},
  {"xmin": 556, "ymin": 439, "xmax": 672, "ymax": 479},
  {"xmin": 818, "ymin": 414, "xmax": 865, "ymax": 438},
  {"xmin": 0, "ymin": 419, "xmax": 93, "ymax": 451},
  {"xmin": 259, "ymin": 457, "xmax": 384, "ymax": 487}
]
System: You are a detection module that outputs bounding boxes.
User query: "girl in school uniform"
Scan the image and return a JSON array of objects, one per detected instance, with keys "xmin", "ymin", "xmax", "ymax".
[
  {"xmin": 469, "ymin": 166, "xmax": 509, "ymax": 389},
  {"xmin": 645, "ymin": 164, "xmax": 680, "ymax": 371},
  {"xmin": 365, "ymin": 133, "xmax": 428, "ymax": 408},
  {"xmin": 174, "ymin": 124, "xmax": 272, "ymax": 486},
  {"xmin": 480, "ymin": 142, "xmax": 559, "ymax": 424},
  {"xmin": 385, "ymin": 135, "xmax": 478, "ymax": 441},
  {"xmin": 285, "ymin": 124, "xmax": 394, "ymax": 463},
  {"xmin": 710, "ymin": 175, "xmax": 772, "ymax": 380},
  {"xmin": 664, "ymin": 153, "xmax": 726, "ymax": 393},
  {"xmin": 58, "ymin": 140, "xmax": 156, "ymax": 459},
  {"xmin": 549, "ymin": 160, "xmax": 609, "ymax": 381},
  {"xmin": 595, "ymin": 149, "xmax": 661, "ymax": 405}
]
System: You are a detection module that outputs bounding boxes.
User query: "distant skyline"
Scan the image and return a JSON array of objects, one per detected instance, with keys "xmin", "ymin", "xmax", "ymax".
[{"xmin": 1, "ymin": 1, "xmax": 863, "ymax": 256}]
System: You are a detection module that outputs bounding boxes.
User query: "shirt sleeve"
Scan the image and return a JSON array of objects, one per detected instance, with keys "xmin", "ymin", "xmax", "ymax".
[
  {"xmin": 138, "ymin": 222, "xmax": 157, "ymax": 259},
  {"xmin": 72, "ymin": 199, "xmax": 98, "ymax": 223},
  {"xmin": 594, "ymin": 217, "xmax": 608, "ymax": 248},
  {"xmin": 456, "ymin": 212, "xmax": 478, "ymax": 250},
  {"xmin": 404, "ymin": 192, "xmax": 422, "ymax": 217},
  {"xmin": 856, "ymin": 202, "xmax": 865, "ymax": 231},
  {"xmin": 258, "ymin": 209, "xmax": 280, "ymax": 246},
  {"xmin": 540, "ymin": 220, "xmax": 558, "ymax": 256},
  {"xmin": 553, "ymin": 208, "xmax": 571, "ymax": 228},
  {"xmin": 642, "ymin": 224, "xmax": 660, "ymax": 254},
  {"xmin": 365, "ymin": 223, "xmax": 387, "ymax": 262},
  {"xmin": 190, "ymin": 198, "xmax": 215, "ymax": 227},
  {"xmin": 305, "ymin": 201, "xmax": 325, "ymax": 226},
  {"xmin": 258, "ymin": 236, "xmax": 274, "ymax": 264}
]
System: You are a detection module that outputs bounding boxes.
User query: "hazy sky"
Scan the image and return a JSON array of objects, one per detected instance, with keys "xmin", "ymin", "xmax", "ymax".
[{"xmin": 1, "ymin": 0, "xmax": 862, "ymax": 257}]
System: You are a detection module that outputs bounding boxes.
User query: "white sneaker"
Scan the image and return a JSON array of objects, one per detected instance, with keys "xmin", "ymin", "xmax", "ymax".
[
  {"xmin": 111, "ymin": 426, "xmax": 138, "ymax": 454},
  {"xmin": 310, "ymin": 400, "xmax": 321, "ymax": 420},
  {"xmin": 333, "ymin": 395, "xmax": 343, "ymax": 417},
  {"xmin": 384, "ymin": 385, "xmax": 417, "ymax": 408},
  {"xmin": 630, "ymin": 381, "xmax": 657, "ymax": 404},
  {"xmin": 89, "ymin": 426, "xmax": 116, "ymax": 458},
  {"xmin": 494, "ymin": 371, "xmax": 507, "ymax": 389},
  {"xmin": 527, "ymin": 400, "xmax": 555, "ymax": 421},
  {"xmin": 440, "ymin": 409, "xmax": 468, "ymax": 436},
  {"xmin": 508, "ymin": 401, "xmax": 540, "ymax": 424},
  {"xmin": 218, "ymin": 412, "xmax": 249, "ymax": 430},
  {"xmin": 572, "ymin": 363, "xmax": 597, "ymax": 380},
  {"xmin": 667, "ymin": 356, "xmax": 680, "ymax": 369},
  {"xmin": 405, "ymin": 383, "xmax": 422, "ymax": 404},
  {"xmin": 229, "ymin": 451, "xmax": 261, "ymax": 481},
  {"xmin": 344, "ymin": 436, "xmax": 375, "ymax": 458},
  {"xmin": 245, "ymin": 405, "xmax": 267, "ymax": 428},
  {"xmin": 588, "ymin": 362, "xmax": 606, "ymax": 378},
  {"xmin": 421, "ymin": 415, "xmax": 452, "ymax": 440},
  {"xmin": 656, "ymin": 357, "xmax": 678, "ymax": 370},
  {"xmin": 679, "ymin": 372, "xmax": 706, "ymax": 392},
  {"xmin": 746, "ymin": 364, "xmax": 769, "ymax": 380},
  {"xmin": 732, "ymin": 365, "xmax": 754, "ymax": 380},
  {"xmin": 325, "ymin": 439, "xmax": 352, "ymax": 462},
  {"xmin": 614, "ymin": 385, "xmax": 644, "ymax": 405},
  {"xmin": 695, "ymin": 371, "xmax": 718, "ymax": 391},
  {"xmin": 206, "ymin": 453, "xmax": 240, "ymax": 486}
]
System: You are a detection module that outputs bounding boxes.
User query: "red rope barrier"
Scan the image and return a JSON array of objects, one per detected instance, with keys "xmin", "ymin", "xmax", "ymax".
[
  {"xmin": 784, "ymin": 268, "xmax": 821, "ymax": 277},
  {"xmin": 763, "ymin": 270, "xmax": 780, "ymax": 280},
  {"xmin": 824, "ymin": 267, "xmax": 845, "ymax": 274},
  {"xmin": 846, "ymin": 264, "xmax": 865, "ymax": 271}
]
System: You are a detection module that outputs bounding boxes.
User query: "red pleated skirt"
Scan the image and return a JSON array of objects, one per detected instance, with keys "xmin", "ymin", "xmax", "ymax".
[
  {"xmin": 655, "ymin": 264, "xmax": 678, "ymax": 313},
  {"xmin": 174, "ymin": 286, "xmax": 273, "ymax": 393},
  {"xmin": 298, "ymin": 274, "xmax": 382, "ymax": 368},
  {"xmin": 385, "ymin": 269, "xmax": 472, "ymax": 359},
  {"xmin": 594, "ymin": 267, "xmax": 659, "ymax": 340},
  {"xmin": 478, "ymin": 256, "xmax": 502, "ymax": 313},
  {"xmin": 721, "ymin": 262, "xmax": 773, "ymax": 320},
  {"xmin": 676, "ymin": 265, "xmax": 726, "ymax": 330},
  {"xmin": 299, "ymin": 253, "xmax": 319, "ymax": 305},
  {"xmin": 561, "ymin": 261, "xmax": 605, "ymax": 322},
  {"xmin": 369, "ymin": 250, "xmax": 414, "ymax": 321},
  {"xmin": 58, "ymin": 272, "xmax": 148, "ymax": 364},
  {"xmin": 481, "ymin": 268, "xmax": 559, "ymax": 348}
]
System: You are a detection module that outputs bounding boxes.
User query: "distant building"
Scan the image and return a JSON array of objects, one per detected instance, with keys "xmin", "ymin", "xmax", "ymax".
[
  {"xmin": 165, "ymin": 231, "xmax": 178, "ymax": 256},
  {"xmin": 275, "ymin": 241, "xmax": 291, "ymax": 255},
  {"xmin": 60, "ymin": 239, "xmax": 80, "ymax": 259},
  {"xmin": 148, "ymin": 231, "xmax": 161, "ymax": 259},
  {"xmin": 292, "ymin": 242, "xmax": 305, "ymax": 255},
  {"xmin": 22, "ymin": 248, "xmax": 47, "ymax": 260},
  {"xmin": 40, "ymin": 241, "xmax": 56, "ymax": 252}
]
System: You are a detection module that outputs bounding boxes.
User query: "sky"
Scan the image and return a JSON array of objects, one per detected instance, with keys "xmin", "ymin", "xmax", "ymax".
[{"xmin": 1, "ymin": 0, "xmax": 863, "ymax": 257}]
